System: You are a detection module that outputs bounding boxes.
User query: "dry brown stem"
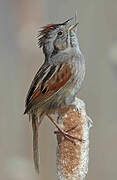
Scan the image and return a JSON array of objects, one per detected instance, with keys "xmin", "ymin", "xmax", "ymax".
[{"xmin": 56, "ymin": 98, "xmax": 92, "ymax": 180}]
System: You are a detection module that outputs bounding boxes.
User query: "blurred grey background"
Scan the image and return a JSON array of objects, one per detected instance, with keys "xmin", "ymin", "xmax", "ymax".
[{"xmin": 0, "ymin": 0, "xmax": 117, "ymax": 179}]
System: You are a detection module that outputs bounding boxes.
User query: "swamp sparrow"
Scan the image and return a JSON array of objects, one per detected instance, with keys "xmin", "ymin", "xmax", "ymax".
[{"xmin": 24, "ymin": 17, "xmax": 85, "ymax": 173}]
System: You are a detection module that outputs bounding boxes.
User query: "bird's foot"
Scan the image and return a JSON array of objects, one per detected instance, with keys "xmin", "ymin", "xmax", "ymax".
[
  {"xmin": 54, "ymin": 125, "xmax": 83, "ymax": 145},
  {"xmin": 47, "ymin": 114, "xmax": 83, "ymax": 145}
]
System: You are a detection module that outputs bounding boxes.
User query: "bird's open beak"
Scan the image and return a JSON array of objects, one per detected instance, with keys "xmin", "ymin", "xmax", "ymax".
[
  {"xmin": 62, "ymin": 17, "xmax": 74, "ymax": 25},
  {"xmin": 67, "ymin": 22, "xmax": 79, "ymax": 32},
  {"xmin": 61, "ymin": 17, "xmax": 79, "ymax": 32}
]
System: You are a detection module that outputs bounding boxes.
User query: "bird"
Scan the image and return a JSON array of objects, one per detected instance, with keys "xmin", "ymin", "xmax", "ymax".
[{"xmin": 24, "ymin": 17, "xmax": 85, "ymax": 173}]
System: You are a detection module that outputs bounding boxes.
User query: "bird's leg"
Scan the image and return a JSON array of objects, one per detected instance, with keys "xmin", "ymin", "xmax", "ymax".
[
  {"xmin": 54, "ymin": 124, "xmax": 78, "ymax": 134},
  {"xmin": 46, "ymin": 114, "xmax": 82, "ymax": 144}
]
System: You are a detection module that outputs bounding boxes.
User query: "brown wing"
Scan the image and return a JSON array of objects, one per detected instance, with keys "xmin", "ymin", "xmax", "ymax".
[{"xmin": 24, "ymin": 63, "xmax": 72, "ymax": 114}]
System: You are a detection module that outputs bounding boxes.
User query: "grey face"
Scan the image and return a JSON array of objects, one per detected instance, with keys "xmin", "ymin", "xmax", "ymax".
[
  {"xmin": 38, "ymin": 18, "xmax": 76, "ymax": 59},
  {"xmin": 52, "ymin": 26, "xmax": 69, "ymax": 50},
  {"xmin": 45, "ymin": 24, "xmax": 70, "ymax": 51}
]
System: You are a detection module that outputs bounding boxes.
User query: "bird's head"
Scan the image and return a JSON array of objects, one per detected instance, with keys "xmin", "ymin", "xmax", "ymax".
[{"xmin": 38, "ymin": 18, "xmax": 78, "ymax": 59}]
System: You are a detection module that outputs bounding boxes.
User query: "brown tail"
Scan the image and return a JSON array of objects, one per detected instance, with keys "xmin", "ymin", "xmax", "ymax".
[{"xmin": 32, "ymin": 113, "xmax": 39, "ymax": 174}]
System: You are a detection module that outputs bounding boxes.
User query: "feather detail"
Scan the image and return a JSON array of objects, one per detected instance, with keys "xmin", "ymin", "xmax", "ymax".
[
  {"xmin": 24, "ymin": 62, "xmax": 72, "ymax": 114},
  {"xmin": 25, "ymin": 64, "xmax": 50, "ymax": 110},
  {"xmin": 32, "ymin": 113, "xmax": 39, "ymax": 173},
  {"xmin": 38, "ymin": 24, "xmax": 58, "ymax": 47}
]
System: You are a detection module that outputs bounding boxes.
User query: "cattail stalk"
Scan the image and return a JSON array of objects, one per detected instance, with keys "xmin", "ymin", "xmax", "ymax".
[{"xmin": 56, "ymin": 98, "xmax": 92, "ymax": 180}]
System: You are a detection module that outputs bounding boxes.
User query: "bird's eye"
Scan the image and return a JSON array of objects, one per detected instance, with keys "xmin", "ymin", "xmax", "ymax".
[{"xmin": 57, "ymin": 31, "xmax": 63, "ymax": 36}]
